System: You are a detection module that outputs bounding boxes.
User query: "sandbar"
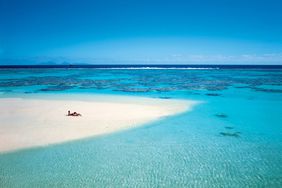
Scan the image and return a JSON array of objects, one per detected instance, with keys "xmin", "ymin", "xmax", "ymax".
[{"xmin": 0, "ymin": 94, "xmax": 198, "ymax": 153}]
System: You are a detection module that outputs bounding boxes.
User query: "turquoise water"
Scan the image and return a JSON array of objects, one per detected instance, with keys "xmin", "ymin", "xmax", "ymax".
[{"xmin": 0, "ymin": 68, "xmax": 281, "ymax": 187}]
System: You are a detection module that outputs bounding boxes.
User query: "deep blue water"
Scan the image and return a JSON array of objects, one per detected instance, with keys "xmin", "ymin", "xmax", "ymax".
[
  {"xmin": 0, "ymin": 66, "xmax": 281, "ymax": 187},
  {"xmin": 0, "ymin": 64, "xmax": 281, "ymax": 69}
]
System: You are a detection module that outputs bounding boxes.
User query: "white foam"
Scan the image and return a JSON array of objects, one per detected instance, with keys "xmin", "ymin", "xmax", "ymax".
[{"xmin": 94, "ymin": 67, "xmax": 219, "ymax": 70}]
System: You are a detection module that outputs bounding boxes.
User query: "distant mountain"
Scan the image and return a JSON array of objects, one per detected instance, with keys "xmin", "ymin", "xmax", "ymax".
[{"xmin": 0, "ymin": 57, "xmax": 88, "ymax": 65}]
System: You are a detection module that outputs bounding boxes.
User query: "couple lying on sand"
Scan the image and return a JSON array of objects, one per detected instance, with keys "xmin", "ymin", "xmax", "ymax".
[{"xmin": 67, "ymin": 110, "xmax": 82, "ymax": 117}]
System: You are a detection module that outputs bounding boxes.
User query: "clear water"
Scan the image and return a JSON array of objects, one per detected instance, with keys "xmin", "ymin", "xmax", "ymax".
[{"xmin": 0, "ymin": 67, "xmax": 281, "ymax": 187}]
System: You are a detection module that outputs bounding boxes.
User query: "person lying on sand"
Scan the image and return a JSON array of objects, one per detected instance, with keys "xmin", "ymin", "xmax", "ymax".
[{"xmin": 67, "ymin": 110, "xmax": 82, "ymax": 116}]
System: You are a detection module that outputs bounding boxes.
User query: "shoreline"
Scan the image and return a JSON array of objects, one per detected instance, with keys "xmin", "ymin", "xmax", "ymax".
[{"xmin": 0, "ymin": 94, "xmax": 199, "ymax": 153}]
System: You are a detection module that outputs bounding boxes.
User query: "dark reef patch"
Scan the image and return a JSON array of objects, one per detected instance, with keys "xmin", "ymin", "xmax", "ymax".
[
  {"xmin": 220, "ymin": 132, "xmax": 241, "ymax": 138},
  {"xmin": 205, "ymin": 93, "xmax": 221, "ymax": 96},
  {"xmin": 0, "ymin": 68, "xmax": 281, "ymax": 95},
  {"xmin": 40, "ymin": 85, "xmax": 75, "ymax": 91},
  {"xmin": 252, "ymin": 87, "xmax": 282, "ymax": 93},
  {"xmin": 115, "ymin": 87, "xmax": 150, "ymax": 93},
  {"xmin": 159, "ymin": 97, "xmax": 172, "ymax": 99},
  {"xmin": 215, "ymin": 113, "xmax": 228, "ymax": 118}
]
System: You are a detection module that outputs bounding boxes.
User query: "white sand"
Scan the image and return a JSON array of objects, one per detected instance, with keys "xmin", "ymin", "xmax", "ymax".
[{"xmin": 0, "ymin": 94, "xmax": 198, "ymax": 153}]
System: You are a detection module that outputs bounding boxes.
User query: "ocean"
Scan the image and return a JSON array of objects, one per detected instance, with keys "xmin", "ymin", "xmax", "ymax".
[{"xmin": 0, "ymin": 65, "xmax": 281, "ymax": 187}]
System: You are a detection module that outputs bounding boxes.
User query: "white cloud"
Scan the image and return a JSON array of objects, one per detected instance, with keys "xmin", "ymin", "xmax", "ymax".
[{"xmin": 150, "ymin": 53, "xmax": 282, "ymax": 64}]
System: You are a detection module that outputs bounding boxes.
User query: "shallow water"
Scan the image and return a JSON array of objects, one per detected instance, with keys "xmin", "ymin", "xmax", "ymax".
[{"xmin": 0, "ymin": 67, "xmax": 281, "ymax": 187}]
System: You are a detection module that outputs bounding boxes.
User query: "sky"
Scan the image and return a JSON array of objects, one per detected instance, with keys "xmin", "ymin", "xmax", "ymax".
[{"xmin": 0, "ymin": 0, "xmax": 282, "ymax": 64}]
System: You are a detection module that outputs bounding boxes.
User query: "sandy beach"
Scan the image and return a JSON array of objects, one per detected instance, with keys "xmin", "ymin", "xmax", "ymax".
[{"xmin": 0, "ymin": 94, "xmax": 198, "ymax": 153}]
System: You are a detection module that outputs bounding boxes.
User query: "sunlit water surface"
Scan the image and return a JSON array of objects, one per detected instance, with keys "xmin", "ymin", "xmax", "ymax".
[{"xmin": 0, "ymin": 67, "xmax": 281, "ymax": 187}]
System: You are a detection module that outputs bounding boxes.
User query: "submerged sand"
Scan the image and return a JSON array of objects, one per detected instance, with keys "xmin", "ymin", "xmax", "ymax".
[{"xmin": 0, "ymin": 94, "xmax": 198, "ymax": 153}]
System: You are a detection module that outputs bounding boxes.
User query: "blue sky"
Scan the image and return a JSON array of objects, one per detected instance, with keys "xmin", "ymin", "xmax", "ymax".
[{"xmin": 0, "ymin": 0, "xmax": 282, "ymax": 64}]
